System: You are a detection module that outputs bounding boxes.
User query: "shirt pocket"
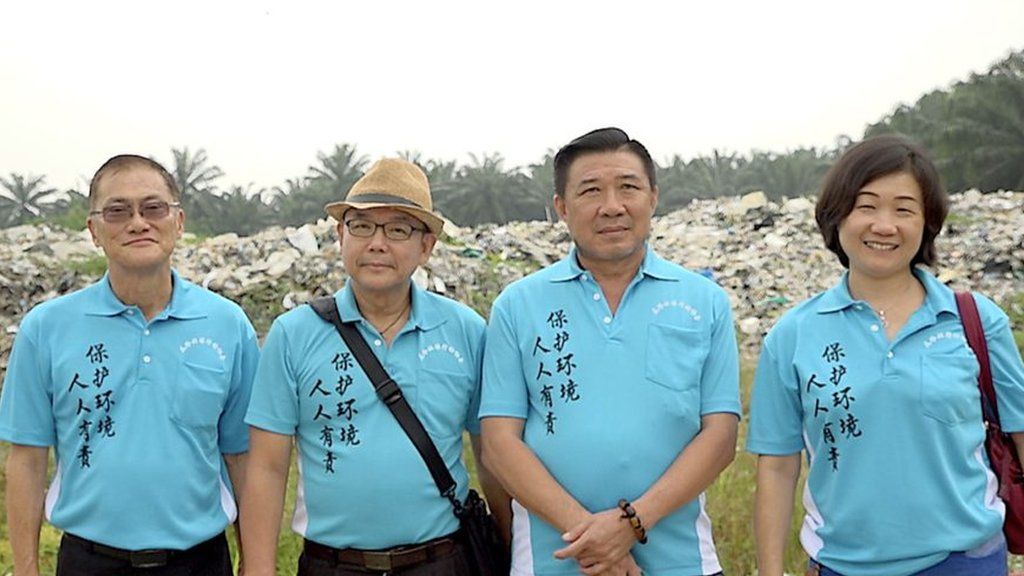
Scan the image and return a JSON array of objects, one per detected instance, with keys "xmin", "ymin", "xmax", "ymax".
[
  {"xmin": 645, "ymin": 323, "xmax": 707, "ymax": 392},
  {"xmin": 920, "ymin": 353, "xmax": 980, "ymax": 426},
  {"xmin": 413, "ymin": 367, "xmax": 473, "ymax": 440},
  {"xmin": 172, "ymin": 361, "xmax": 227, "ymax": 429}
]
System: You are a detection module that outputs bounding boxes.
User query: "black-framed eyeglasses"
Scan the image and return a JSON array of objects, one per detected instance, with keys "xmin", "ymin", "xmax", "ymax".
[
  {"xmin": 89, "ymin": 200, "xmax": 181, "ymax": 224},
  {"xmin": 344, "ymin": 218, "xmax": 425, "ymax": 241}
]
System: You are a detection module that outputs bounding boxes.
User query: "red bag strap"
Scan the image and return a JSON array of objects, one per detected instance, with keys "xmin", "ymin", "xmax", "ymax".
[{"xmin": 955, "ymin": 291, "xmax": 998, "ymax": 423}]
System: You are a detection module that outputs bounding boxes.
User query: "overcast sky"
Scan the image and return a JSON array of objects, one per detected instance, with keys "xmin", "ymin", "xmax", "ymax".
[{"xmin": 2, "ymin": 0, "xmax": 1021, "ymax": 193}]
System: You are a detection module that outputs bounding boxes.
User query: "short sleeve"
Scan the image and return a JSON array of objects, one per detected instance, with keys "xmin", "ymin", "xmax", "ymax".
[
  {"xmin": 463, "ymin": 314, "xmax": 486, "ymax": 435},
  {"xmin": 479, "ymin": 292, "xmax": 529, "ymax": 420},
  {"xmin": 0, "ymin": 313, "xmax": 57, "ymax": 446},
  {"xmin": 218, "ymin": 314, "xmax": 261, "ymax": 453},
  {"xmin": 698, "ymin": 288, "xmax": 742, "ymax": 416},
  {"xmin": 747, "ymin": 333, "xmax": 806, "ymax": 455},
  {"xmin": 245, "ymin": 318, "xmax": 301, "ymax": 435}
]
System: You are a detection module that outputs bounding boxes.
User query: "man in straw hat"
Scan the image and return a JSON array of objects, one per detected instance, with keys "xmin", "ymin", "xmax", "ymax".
[
  {"xmin": 241, "ymin": 158, "xmax": 510, "ymax": 576},
  {"xmin": 479, "ymin": 128, "xmax": 740, "ymax": 575},
  {"xmin": 0, "ymin": 154, "xmax": 259, "ymax": 575}
]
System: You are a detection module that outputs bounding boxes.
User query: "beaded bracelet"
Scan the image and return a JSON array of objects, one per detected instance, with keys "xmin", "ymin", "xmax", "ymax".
[{"xmin": 617, "ymin": 499, "xmax": 648, "ymax": 544}]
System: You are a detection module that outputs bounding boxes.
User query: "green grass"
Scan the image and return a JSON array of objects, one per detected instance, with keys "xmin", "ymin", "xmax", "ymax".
[
  {"xmin": 46, "ymin": 207, "xmax": 90, "ymax": 233},
  {"xmin": 709, "ymin": 364, "xmax": 808, "ymax": 574},
  {"xmin": 945, "ymin": 211, "xmax": 982, "ymax": 226},
  {"xmin": 66, "ymin": 255, "xmax": 107, "ymax": 277}
]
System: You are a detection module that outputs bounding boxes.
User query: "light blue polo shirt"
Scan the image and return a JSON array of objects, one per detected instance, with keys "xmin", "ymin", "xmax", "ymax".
[
  {"xmin": 480, "ymin": 247, "xmax": 740, "ymax": 576},
  {"xmin": 0, "ymin": 271, "xmax": 259, "ymax": 550},
  {"xmin": 747, "ymin": 268, "xmax": 1024, "ymax": 576},
  {"xmin": 246, "ymin": 282, "xmax": 485, "ymax": 549}
]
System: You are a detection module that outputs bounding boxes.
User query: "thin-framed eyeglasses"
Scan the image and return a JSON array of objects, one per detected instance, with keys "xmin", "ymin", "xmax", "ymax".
[
  {"xmin": 89, "ymin": 200, "xmax": 181, "ymax": 224},
  {"xmin": 344, "ymin": 218, "xmax": 425, "ymax": 241}
]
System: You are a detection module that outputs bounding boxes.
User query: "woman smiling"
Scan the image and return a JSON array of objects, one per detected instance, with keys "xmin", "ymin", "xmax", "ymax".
[{"xmin": 747, "ymin": 134, "xmax": 1024, "ymax": 576}]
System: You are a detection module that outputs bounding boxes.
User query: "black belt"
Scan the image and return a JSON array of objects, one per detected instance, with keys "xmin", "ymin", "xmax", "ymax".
[
  {"xmin": 63, "ymin": 532, "xmax": 223, "ymax": 569},
  {"xmin": 303, "ymin": 532, "xmax": 461, "ymax": 572}
]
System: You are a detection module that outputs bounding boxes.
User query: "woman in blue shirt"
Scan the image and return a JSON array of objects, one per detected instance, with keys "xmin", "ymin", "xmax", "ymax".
[{"xmin": 748, "ymin": 134, "xmax": 1024, "ymax": 576}]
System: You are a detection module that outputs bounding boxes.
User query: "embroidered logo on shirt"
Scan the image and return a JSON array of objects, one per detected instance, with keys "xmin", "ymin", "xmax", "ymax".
[
  {"xmin": 923, "ymin": 330, "xmax": 969, "ymax": 350},
  {"xmin": 651, "ymin": 300, "xmax": 701, "ymax": 321},
  {"xmin": 418, "ymin": 342, "xmax": 465, "ymax": 364},
  {"xmin": 179, "ymin": 337, "xmax": 227, "ymax": 361}
]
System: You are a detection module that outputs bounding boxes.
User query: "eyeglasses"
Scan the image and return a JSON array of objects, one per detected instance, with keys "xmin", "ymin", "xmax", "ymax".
[
  {"xmin": 90, "ymin": 200, "xmax": 181, "ymax": 224},
  {"xmin": 344, "ymin": 218, "xmax": 425, "ymax": 241}
]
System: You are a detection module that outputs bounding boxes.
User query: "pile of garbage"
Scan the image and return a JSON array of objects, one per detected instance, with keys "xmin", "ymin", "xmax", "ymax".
[{"xmin": 2, "ymin": 189, "xmax": 1021, "ymax": 367}]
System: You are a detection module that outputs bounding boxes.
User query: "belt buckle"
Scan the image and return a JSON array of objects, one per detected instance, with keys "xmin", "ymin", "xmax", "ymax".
[
  {"xmin": 130, "ymin": 549, "xmax": 169, "ymax": 568},
  {"xmin": 363, "ymin": 551, "xmax": 393, "ymax": 571}
]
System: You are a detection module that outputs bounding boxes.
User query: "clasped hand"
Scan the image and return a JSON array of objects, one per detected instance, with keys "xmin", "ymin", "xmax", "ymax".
[{"xmin": 553, "ymin": 508, "xmax": 642, "ymax": 575}]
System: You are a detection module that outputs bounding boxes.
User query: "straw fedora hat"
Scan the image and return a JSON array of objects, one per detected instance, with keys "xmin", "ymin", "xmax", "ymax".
[{"xmin": 324, "ymin": 158, "xmax": 443, "ymax": 235}]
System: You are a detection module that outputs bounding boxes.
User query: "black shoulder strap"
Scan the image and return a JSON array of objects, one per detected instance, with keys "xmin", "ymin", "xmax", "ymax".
[
  {"xmin": 955, "ymin": 291, "xmax": 998, "ymax": 425},
  {"xmin": 308, "ymin": 296, "xmax": 461, "ymax": 510}
]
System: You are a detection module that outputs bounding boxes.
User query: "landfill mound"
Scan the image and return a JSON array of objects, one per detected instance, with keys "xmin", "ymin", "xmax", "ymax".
[{"xmin": 1, "ymin": 189, "xmax": 1021, "ymax": 367}]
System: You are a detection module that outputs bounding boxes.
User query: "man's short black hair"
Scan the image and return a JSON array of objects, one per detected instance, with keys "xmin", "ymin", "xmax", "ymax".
[
  {"xmin": 553, "ymin": 127, "xmax": 657, "ymax": 197},
  {"xmin": 89, "ymin": 154, "xmax": 179, "ymax": 207}
]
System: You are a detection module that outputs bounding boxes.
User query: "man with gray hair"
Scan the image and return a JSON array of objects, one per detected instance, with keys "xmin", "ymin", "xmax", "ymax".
[{"xmin": 0, "ymin": 154, "xmax": 259, "ymax": 575}]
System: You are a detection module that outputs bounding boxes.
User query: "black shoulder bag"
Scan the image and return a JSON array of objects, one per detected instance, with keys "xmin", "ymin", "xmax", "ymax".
[{"xmin": 309, "ymin": 297, "xmax": 510, "ymax": 576}]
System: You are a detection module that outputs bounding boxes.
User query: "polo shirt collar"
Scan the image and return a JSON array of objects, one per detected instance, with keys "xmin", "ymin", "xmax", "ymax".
[
  {"xmin": 915, "ymin": 267, "xmax": 958, "ymax": 318},
  {"xmin": 639, "ymin": 248, "xmax": 679, "ymax": 281},
  {"xmin": 164, "ymin": 270, "xmax": 206, "ymax": 320},
  {"xmin": 336, "ymin": 281, "xmax": 446, "ymax": 332},
  {"xmin": 549, "ymin": 245, "xmax": 674, "ymax": 282},
  {"xmin": 815, "ymin": 267, "xmax": 957, "ymax": 317},
  {"xmin": 547, "ymin": 249, "xmax": 587, "ymax": 282},
  {"xmin": 814, "ymin": 274, "xmax": 857, "ymax": 314},
  {"xmin": 84, "ymin": 270, "xmax": 204, "ymax": 319}
]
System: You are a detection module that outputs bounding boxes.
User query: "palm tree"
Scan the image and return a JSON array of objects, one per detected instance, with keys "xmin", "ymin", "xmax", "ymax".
[
  {"xmin": 273, "ymin": 176, "xmax": 332, "ymax": 227},
  {"xmin": 307, "ymin": 143, "xmax": 368, "ymax": 198},
  {"xmin": 0, "ymin": 173, "xmax": 58, "ymax": 227},
  {"xmin": 655, "ymin": 155, "xmax": 694, "ymax": 212},
  {"xmin": 445, "ymin": 153, "xmax": 544, "ymax": 226},
  {"xmin": 863, "ymin": 49, "xmax": 1024, "ymax": 192},
  {"xmin": 654, "ymin": 150, "xmax": 747, "ymax": 211},
  {"xmin": 419, "ymin": 158, "xmax": 459, "ymax": 222},
  {"xmin": 947, "ymin": 51, "xmax": 1024, "ymax": 191},
  {"xmin": 865, "ymin": 91, "xmax": 960, "ymax": 186},
  {"xmin": 396, "ymin": 150, "xmax": 424, "ymax": 165},
  {"xmin": 170, "ymin": 147, "xmax": 224, "ymax": 225},
  {"xmin": 685, "ymin": 150, "xmax": 746, "ymax": 199},
  {"xmin": 266, "ymin": 143, "xmax": 370, "ymax": 227},
  {"xmin": 525, "ymin": 152, "xmax": 556, "ymax": 222},
  {"xmin": 45, "ymin": 188, "xmax": 90, "ymax": 230},
  {"xmin": 741, "ymin": 148, "xmax": 831, "ymax": 200},
  {"xmin": 394, "ymin": 151, "xmax": 460, "ymax": 219},
  {"xmin": 203, "ymin": 184, "xmax": 272, "ymax": 236}
]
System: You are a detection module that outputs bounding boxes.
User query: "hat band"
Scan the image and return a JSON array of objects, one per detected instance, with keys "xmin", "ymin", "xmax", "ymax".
[{"xmin": 348, "ymin": 193, "xmax": 425, "ymax": 210}]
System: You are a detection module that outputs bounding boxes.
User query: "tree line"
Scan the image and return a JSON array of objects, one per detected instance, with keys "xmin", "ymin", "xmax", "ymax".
[{"xmin": 2, "ymin": 49, "xmax": 1021, "ymax": 235}]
